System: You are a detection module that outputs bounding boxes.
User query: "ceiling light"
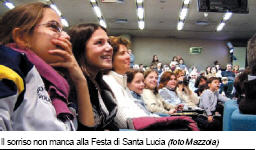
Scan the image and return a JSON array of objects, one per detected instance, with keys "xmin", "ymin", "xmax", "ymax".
[
  {"xmin": 177, "ymin": 21, "xmax": 184, "ymax": 31},
  {"xmin": 50, "ymin": 4, "xmax": 61, "ymax": 16},
  {"xmin": 93, "ymin": 6, "xmax": 102, "ymax": 18},
  {"xmin": 223, "ymin": 12, "xmax": 232, "ymax": 21},
  {"xmin": 99, "ymin": 19, "xmax": 107, "ymax": 28},
  {"xmin": 204, "ymin": 12, "xmax": 208, "ymax": 17},
  {"xmin": 179, "ymin": 7, "xmax": 188, "ymax": 20},
  {"xmin": 136, "ymin": 0, "xmax": 143, "ymax": 4},
  {"xmin": 61, "ymin": 18, "xmax": 69, "ymax": 27},
  {"xmin": 90, "ymin": 0, "xmax": 97, "ymax": 2},
  {"xmin": 184, "ymin": 0, "xmax": 190, "ymax": 5},
  {"xmin": 137, "ymin": 7, "xmax": 144, "ymax": 20},
  {"xmin": 138, "ymin": 20, "xmax": 144, "ymax": 30},
  {"xmin": 216, "ymin": 22, "xmax": 225, "ymax": 31},
  {"xmin": 4, "ymin": 1, "xmax": 15, "ymax": 9}
]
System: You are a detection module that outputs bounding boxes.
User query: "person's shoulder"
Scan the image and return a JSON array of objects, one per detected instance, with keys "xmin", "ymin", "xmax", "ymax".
[
  {"xmin": 202, "ymin": 89, "xmax": 212, "ymax": 95},
  {"xmin": 0, "ymin": 45, "xmax": 33, "ymax": 78},
  {"xmin": 103, "ymin": 72, "xmax": 114, "ymax": 81},
  {"xmin": 159, "ymin": 87, "xmax": 169, "ymax": 93},
  {"xmin": 142, "ymin": 89, "xmax": 153, "ymax": 95}
]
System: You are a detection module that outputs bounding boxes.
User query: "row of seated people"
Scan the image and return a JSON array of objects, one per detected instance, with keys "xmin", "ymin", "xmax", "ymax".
[
  {"xmin": 1, "ymin": 2, "xmax": 255, "ymax": 131},
  {"xmin": 0, "ymin": 2, "xmax": 198, "ymax": 131},
  {"xmin": 104, "ymin": 35, "xmax": 233, "ymax": 130},
  {"xmin": 136, "ymin": 60, "xmax": 237, "ymax": 100},
  {"xmin": 137, "ymin": 55, "xmax": 238, "ymax": 82}
]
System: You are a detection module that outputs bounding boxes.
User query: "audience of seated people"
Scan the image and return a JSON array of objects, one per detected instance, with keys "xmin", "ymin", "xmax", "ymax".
[
  {"xmin": 222, "ymin": 64, "xmax": 235, "ymax": 81},
  {"xmin": 1, "ymin": 1, "xmax": 256, "ymax": 131},
  {"xmin": 158, "ymin": 71, "xmax": 199, "ymax": 110},
  {"xmin": 103, "ymin": 36, "xmax": 197, "ymax": 130}
]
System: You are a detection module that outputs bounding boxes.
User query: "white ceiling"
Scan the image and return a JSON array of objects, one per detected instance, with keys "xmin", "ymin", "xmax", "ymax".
[{"xmin": 1, "ymin": 0, "xmax": 256, "ymax": 41}]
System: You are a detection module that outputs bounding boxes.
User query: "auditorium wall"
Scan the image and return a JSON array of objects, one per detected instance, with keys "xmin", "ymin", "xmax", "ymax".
[{"xmin": 131, "ymin": 37, "xmax": 230, "ymax": 71}]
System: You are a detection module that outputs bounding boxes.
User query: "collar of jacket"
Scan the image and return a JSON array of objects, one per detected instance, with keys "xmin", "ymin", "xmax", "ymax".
[{"xmin": 109, "ymin": 71, "xmax": 127, "ymax": 89}]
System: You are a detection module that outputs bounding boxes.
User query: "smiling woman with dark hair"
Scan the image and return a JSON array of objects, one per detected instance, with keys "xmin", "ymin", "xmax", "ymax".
[{"xmin": 69, "ymin": 23, "xmax": 118, "ymax": 130}]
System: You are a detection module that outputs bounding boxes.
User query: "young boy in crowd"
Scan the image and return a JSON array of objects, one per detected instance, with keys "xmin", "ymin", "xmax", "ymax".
[{"xmin": 199, "ymin": 77, "xmax": 230, "ymax": 124}]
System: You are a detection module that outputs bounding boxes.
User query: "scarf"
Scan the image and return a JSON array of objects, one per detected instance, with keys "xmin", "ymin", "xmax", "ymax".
[{"xmin": 7, "ymin": 43, "xmax": 73, "ymax": 121}]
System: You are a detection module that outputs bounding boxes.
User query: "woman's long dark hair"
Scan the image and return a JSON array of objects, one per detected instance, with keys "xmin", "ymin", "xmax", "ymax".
[{"xmin": 68, "ymin": 23, "xmax": 106, "ymax": 76}]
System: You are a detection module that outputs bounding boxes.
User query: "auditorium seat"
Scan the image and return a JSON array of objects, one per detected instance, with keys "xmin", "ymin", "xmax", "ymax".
[{"xmin": 223, "ymin": 100, "xmax": 256, "ymax": 131}]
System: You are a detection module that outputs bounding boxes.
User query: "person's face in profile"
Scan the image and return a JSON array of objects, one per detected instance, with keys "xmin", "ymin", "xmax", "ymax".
[
  {"xmin": 209, "ymin": 79, "xmax": 220, "ymax": 91},
  {"xmin": 85, "ymin": 28, "xmax": 113, "ymax": 71},
  {"xmin": 128, "ymin": 49, "xmax": 132, "ymax": 54},
  {"xmin": 144, "ymin": 71, "xmax": 158, "ymax": 90},
  {"xmin": 128, "ymin": 72, "xmax": 145, "ymax": 94},
  {"xmin": 27, "ymin": 8, "xmax": 69, "ymax": 64},
  {"xmin": 167, "ymin": 75, "xmax": 177, "ymax": 89},
  {"xmin": 112, "ymin": 44, "xmax": 130, "ymax": 74}
]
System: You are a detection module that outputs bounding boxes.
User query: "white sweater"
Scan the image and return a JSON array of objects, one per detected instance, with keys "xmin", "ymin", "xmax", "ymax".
[{"xmin": 103, "ymin": 71, "xmax": 157, "ymax": 129}]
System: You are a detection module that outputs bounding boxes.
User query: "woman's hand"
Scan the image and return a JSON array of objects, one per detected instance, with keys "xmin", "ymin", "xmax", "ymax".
[
  {"xmin": 175, "ymin": 104, "xmax": 184, "ymax": 111},
  {"xmin": 183, "ymin": 85, "xmax": 192, "ymax": 95},
  {"xmin": 168, "ymin": 109, "xmax": 177, "ymax": 115},
  {"xmin": 177, "ymin": 84, "xmax": 183, "ymax": 92},
  {"xmin": 48, "ymin": 32, "xmax": 94, "ymax": 127},
  {"xmin": 208, "ymin": 116, "xmax": 213, "ymax": 123},
  {"xmin": 48, "ymin": 31, "xmax": 86, "ymax": 84}
]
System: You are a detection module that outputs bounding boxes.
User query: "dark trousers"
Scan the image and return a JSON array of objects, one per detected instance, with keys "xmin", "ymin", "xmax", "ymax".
[{"xmin": 192, "ymin": 103, "xmax": 224, "ymax": 131}]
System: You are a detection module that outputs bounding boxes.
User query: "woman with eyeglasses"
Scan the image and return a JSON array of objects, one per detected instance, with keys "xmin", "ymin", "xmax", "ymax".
[{"xmin": 0, "ymin": 2, "xmax": 93, "ymax": 130}]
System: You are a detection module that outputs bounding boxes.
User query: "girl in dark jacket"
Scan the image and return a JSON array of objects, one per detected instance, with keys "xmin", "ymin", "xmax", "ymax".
[{"xmin": 68, "ymin": 23, "xmax": 118, "ymax": 130}]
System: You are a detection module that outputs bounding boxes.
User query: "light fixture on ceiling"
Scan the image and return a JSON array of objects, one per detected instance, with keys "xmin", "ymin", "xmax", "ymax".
[
  {"xmin": 90, "ymin": 0, "xmax": 107, "ymax": 28},
  {"xmin": 93, "ymin": 6, "xmax": 102, "ymax": 18},
  {"xmin": 99, "ymin": 19, "xmax": 107, "ymax": 28},
  {"xmin": 136, "ymin": 0, "xmax": 143, "ymax": 4},
  {"xmin": 183, "ymin": 0, "xmax": 190, "ymax": 5},
  {"xmin": 61, "ymin": 17, "xmax": 69, "ymax": 27},
  {"xmin": 138, "ymin": 20, "xmax": 145, "ymax": 30},
  {"xmin": 50, "ymin": 4, "xmax": 62, "ymax": 16},
  {"xmin": 3, "ymin": 1, "xmax": 15, "ymax": 9},
  {"xmin": 136, "ymin": 0, "xmax": 145, "ymax": 30},
  {"xmin": 223, "ymin": 12, "xmax": 232, "ymax": 21},
  {"xmin": 176, "ymin": 0, "xmax": 190, "ymax": 31},
  {"xmin": 48, "ymin": 0, "xmax": 69, "ymax": 27},
  {"xmin": 216, "ymin": 22, "xmax": 225, "ymax": 31},
  {"xmin": 204, "ymin": 12, "xmax": 208, "ymax": 17},
  {"xmin": 179, "ymin": 7, "xmax": 188, "ymax": 21},
  {"xmin": 177, "ymin": 21, "xmax": 184, "ymax": 31},
  {"xmin": 216, "ymin": 11, "xmax": 233, "ymax": 31}
]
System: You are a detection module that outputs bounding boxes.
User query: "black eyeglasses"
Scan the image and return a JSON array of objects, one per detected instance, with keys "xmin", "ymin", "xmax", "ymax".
[{"xmin": 37, "ymin": 21, "xmax": 62, "ymax": 33}]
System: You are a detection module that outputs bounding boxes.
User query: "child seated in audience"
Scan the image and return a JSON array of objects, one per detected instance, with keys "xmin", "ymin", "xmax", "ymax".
[
  {"xmin": 127, "ymin": 69, "xmax": 159, "ymax": 116},
  {"xmin": 199, "ymin": 77, "xmax": 229, "ymax": 123}
]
